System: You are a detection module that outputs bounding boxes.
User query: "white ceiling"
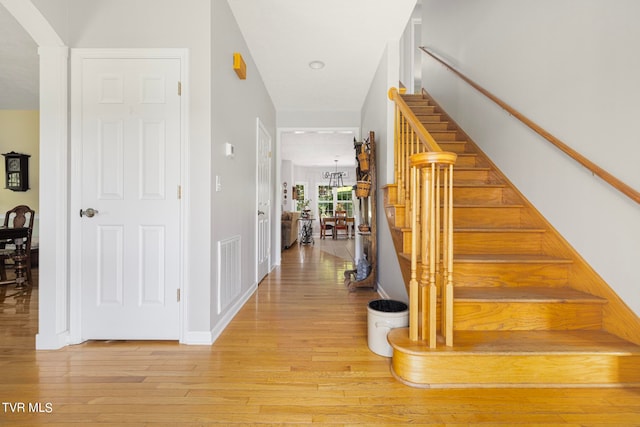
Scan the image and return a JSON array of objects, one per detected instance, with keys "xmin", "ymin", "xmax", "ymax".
[
  {"xmin": 227, "ymin": 0, "xmax": 417, "ymax": 112},
  {"xmin": 0, "ymin": 1, "xmax": 417, "ymax": 165},
  {"xmin": 281, "ymin": 129, "xmax": 358, "ymax": 167}
]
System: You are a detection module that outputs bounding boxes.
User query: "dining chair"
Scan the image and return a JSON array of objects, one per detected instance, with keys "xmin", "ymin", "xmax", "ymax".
[
  {"xmin": 319, "ymin": 209, "xmax": 334, "ymax": 239},
  {"xmin": 0, "ymin": 205, "xmax": 35, "ymax": 285},
  {"xmin": 333, "ymin": 210, "xmax": 349, "ymax": 239}
]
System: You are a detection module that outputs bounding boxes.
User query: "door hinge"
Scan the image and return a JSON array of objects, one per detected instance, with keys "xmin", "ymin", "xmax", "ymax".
[
  {"xmin": 178, "ymin": 81, "xmax": 182, "ymax": 96},
  {"xmin": 177, "ymin": 289, "xmax": 181, "ymax": 302},
  {"xmin": 177, "ymin": 185, "xmax": 182, "ymax": 199}
]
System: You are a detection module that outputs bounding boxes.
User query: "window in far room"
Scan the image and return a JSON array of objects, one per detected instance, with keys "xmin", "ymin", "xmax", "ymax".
[
  {"xmin": 317, "ymin": 185, "xmax": 353, "ymax": 217},
  {"xmin": 294, "ymin": 183, "xmax": 307, "ymax": 212}
]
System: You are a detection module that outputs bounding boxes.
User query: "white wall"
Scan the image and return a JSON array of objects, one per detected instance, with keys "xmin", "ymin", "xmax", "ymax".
[
  {"xmin": 281, "ymin": 159, "xmax": 295, "ymax": 212},
  {"xmin": 32, "ymin": 0, "xmax": 69, "ymax": 42},
  {"xmin": 210, "ymin": 0, "xmax": 276, "ymax": 333},
  {"xmin": 361, "ymin": 42, "xmax": 407, "ymax": 302},
  {"xmin": 422, "ymin": 0, "xmax": 640, "ymax": 315}
]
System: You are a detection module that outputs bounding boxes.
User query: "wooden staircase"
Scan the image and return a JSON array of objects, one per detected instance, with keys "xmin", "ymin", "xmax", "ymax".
[{"xmin": 384, "ymin": 91, "xmax": 640, "ymax": 388}]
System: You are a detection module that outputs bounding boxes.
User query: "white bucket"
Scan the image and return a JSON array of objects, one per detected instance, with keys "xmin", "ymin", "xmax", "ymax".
[{"xmin": 367, "ymin": 299, "xmax": 408, "ymax": 357}]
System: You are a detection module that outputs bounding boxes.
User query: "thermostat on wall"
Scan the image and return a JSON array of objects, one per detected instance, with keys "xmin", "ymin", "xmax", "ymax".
[{"xmin": 225, "ymin": 142, "xmax": 235, "ymax": 158}]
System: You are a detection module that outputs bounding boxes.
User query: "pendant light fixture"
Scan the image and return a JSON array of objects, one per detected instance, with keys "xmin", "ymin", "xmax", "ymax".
[{"xmin": 328, "ymin": 159, "xmax": 343, "ymax": 188}]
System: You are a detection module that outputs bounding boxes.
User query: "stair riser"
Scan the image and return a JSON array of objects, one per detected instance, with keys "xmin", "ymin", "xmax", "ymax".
[
  {"xmin": 415, "ymin": 113, "xmax": 443, "ymax": 122},
  {"xmin": 409, "ymin": 106, "xmax": 437, "ymax": 114},
  {"xmin": 391, "ymin": 351, "xmax": 640, "ymax": 386},
  {"xmin": 454, "ymin": 169, "xmax": 491, "ymax": 183},
  {"xmin": 430, "ymin": 131, "xmax": 459, "ymax": 141},
  {"xmin": 453, "ymin": 186, "xmax": 518, "ymax": 204},
  {"xmin": 389, "ymin": 206, "xmax": 526, "ymax": 229},
  {"xmin": 453, "ymin": 207, "xmax": 525, "ymax": 228},
  {"xmin": 453, "ymin": 155, "xmax": 479, "ymax": 167},
  {"xmin": 389, "ymin": 205, "xmax": 406, "ymax": 228},
  {"xmin": 438, "ymin": 141, "xmax": 471, "ymax": 153},
  {"xmin": 384, "ymin": 185, "xmax": 398, "ymax": 206},
  {"xmin": 454, "ymin": 232, "xmax": 544, "ymax": 255},
  {"xmin": 454, "ymin": 303, "xmax": 603, "ymax": 331},
  {"xmin": 454, "ymin": 263, "xmax": 571, "ymax": 287},
  {"xmin": 423, "ymin": 122, "xmax": 449, "ymax": 131},
  {"xmin": 403, "ymin": 98, "xmax": 432, "ymax": 106},
  {"xmin": 399, "ymin": 229, "xmax": 545, "ymax": 256}
]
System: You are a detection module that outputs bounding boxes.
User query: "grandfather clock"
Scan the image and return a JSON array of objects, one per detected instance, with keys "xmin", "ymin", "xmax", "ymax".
[{"xmin": 3, "ymin": 151, "xmax": 30, "ymax": 192}]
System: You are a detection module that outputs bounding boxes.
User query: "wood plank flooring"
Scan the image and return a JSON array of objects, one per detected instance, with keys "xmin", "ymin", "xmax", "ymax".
[{"xmin": 1, "ymin": 250, "xmax": 640, "ymax": 425}]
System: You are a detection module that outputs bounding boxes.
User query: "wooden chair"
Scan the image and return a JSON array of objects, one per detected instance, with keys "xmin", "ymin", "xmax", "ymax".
[
  {"xmin": 333, "ymin": 210, "xmax": 349, "ymax": 239},
  {"xmin": 319, "ymin": 209, "xmax": 334, "ymax": 239},
  {"xmin": 0, "ymin": 205, "xmax": 35, "ymax": 285}
]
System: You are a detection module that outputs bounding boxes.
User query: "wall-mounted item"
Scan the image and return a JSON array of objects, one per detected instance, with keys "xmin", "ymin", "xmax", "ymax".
[
  {"xmin": 3, "ymin": 151, "xmax": 30, "ymax": 192},
  {"xmin": 344, "ymin": 132, "xmax": 377, "ymax": 292},
  {"xmin": 233, "ymin": 52, "xmax": 247, "ymax": 80}
]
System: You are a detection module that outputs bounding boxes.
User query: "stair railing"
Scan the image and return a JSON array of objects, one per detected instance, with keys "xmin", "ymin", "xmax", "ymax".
[{"xmin": 388, "ymin": 87, "xmax": 457, "ymax": 347}]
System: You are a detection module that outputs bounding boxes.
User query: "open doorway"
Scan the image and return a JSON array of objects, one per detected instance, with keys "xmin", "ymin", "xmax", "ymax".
[{"xmin": 278, "ymin": 127, "xmax": 359, "ymax": 264}]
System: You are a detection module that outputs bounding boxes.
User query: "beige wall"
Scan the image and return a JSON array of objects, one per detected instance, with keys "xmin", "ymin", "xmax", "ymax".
[{"xmin": 0, "ymin": 110, "xmax": 39, "ymax": 215}]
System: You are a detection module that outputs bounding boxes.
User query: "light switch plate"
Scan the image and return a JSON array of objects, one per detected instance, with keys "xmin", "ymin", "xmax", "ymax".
[{"xmin": 225, "ymin": 142, "xmax": 235, "ymax": 158}]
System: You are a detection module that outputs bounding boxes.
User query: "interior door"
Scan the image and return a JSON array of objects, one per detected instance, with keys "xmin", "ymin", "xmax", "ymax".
[
  {"xmin": 79, "ymin": 56, "xmax": 181, "ymax": 339},
  {"xmin": 256, "ymin": 119, "xmax": 271, "ymax": 283}
]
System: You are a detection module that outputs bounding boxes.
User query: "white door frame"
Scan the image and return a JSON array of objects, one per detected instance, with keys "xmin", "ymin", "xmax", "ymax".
[
  {"xmin": 256, "ymin": 117, "xmax": 272, "ymax": 283},
  {"xmin": 0, "ymin": 0, "xmax": 70, "ymax": 349},
  {"xmin": 69, "ymin": 48, "xmax": 189, "ymax": 344}
]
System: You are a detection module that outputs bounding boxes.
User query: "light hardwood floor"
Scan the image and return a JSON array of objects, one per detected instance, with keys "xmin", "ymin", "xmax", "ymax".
[{"xmin": 1, "ymin": 251, "xmax": 640, "ymax": 425}]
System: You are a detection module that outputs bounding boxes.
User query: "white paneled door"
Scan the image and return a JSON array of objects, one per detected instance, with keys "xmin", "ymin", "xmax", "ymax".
[
  {"xmin": 256, "ymin": 119, "xmax": 271, "ymax": 283},
  {"xmin": 78, "ymin": 56, "xmax": 181, "ymax": 339}
]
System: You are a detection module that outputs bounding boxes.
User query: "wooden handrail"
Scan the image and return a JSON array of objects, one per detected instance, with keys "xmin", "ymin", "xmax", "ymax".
[
  {"xmin": 388, "ymin": 88, "xmax": 442, "ymax": 153},
  {"xmin": 420, "ymin": 46, "xmax": 640, "ymax": 205}
]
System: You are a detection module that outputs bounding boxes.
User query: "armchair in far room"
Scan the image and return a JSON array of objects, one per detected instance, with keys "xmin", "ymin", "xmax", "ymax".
[{"xmin": 281, "ymin": 211, "xmax": 301, "ymax": 250}]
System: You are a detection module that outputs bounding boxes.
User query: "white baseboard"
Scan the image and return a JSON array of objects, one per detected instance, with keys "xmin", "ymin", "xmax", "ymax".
[
  {"xmin": 181, "ymin": 282, "xmax": 258, "ymax": 345},
  {"xmin": 376, "ymin": 283, "xmax": 390, "ymax": 299},
  {"xmin": 182, "ymin": 331, "xmax": 214, "ymax": 345},
  {"xmin": 35, "ymin": 331, "xmax": 69, "ymax": 350}
]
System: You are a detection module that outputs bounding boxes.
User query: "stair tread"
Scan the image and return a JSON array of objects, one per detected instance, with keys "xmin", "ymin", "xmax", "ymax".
[
  {"xmin": 455, "ymin": 227, "xmax": 545, "ymax": 232},
  {"xmin": 387, "ymin": 203, "xmax": 524, "ymax": 209},
  {"xmin": 455, "ymin": 286, "xmax": 606, "ymax": 303},
  {"xmin": 453, "ymin": 203, "xmax": 525, "ymax": 208},
  {"xmin": 454, "ymin": 254, "xmax": 573, "ymax": 264},
  {"xmin": 454, "ymin": 166, "xmax": 492, "ymax": 171},
  {"xmin": 388, "ymin": 329, "xmax": 640, "ymax": 355},
  {"xmin": 399, "ymin": 253, "xmax": 573, "ymax": 264},
  {"xmin": 397, "ymin": 224, "xmax": 539, "ymax": 233},
  {"xmin": 453, "ymin": 182, "xmax": 507, "ymax": 188}
]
